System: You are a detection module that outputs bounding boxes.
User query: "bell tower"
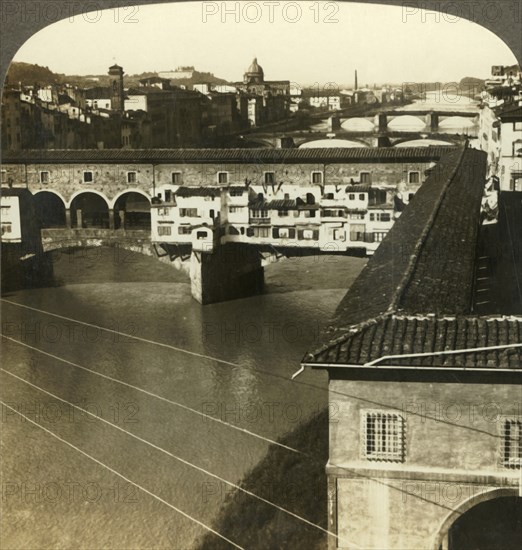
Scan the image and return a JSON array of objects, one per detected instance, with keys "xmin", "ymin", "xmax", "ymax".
[{"xmin": 108, "ymin": 64, "xmax": 125, "ymax": 112}]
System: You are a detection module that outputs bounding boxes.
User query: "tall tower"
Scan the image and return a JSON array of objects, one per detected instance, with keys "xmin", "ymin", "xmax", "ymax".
[
  {"xmin": 108, "ymin": 64, "xmax": 125, "ymax": 112},
  {"xmin": 354, "ymin": 70, "xmax": 358, "ymax": 91}
]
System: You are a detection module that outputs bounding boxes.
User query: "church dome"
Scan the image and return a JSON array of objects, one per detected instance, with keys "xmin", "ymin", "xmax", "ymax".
[{"xmin": 244, "ymin": 58, "xmax": 264, "ymax": 83}]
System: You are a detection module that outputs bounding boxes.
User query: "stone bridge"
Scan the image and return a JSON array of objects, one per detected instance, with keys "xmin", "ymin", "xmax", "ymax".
[
  {"xmin": 39, "ymin": 228, "xmax": 366, "ymax": 304},
  {"xmin": 237, "ymin": 109, "xmax": 477, "ymax": 148}
]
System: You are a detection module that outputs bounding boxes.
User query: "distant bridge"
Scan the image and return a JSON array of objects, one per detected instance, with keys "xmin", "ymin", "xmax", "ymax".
[{"xmin": 237, "ymin": 109, "xmax": 479, "ymax": 148}]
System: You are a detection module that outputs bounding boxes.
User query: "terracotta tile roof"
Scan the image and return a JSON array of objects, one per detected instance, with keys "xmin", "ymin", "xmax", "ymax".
[
  {"xmin": 310, "ymin": 315, "xmax": 522, "ymax": 368},
  {"xmin": 1, "ymin": 146, "xmax": 454, "ymax": 165},
  {"xmin": 303, "ymin": 146, "xmax": 522, "ymax": 370}
]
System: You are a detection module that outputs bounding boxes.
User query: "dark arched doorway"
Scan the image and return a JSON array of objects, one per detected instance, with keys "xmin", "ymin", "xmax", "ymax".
[
  {"xmin": 114, "ymin": 192, "xmax": 151, "ymax": 230},
  {"xmin": 446, "ymin": 496, "xmax": 521, "ymax": 550},
  {"xmin": 34, "ymin": 192, "xmax": 66, "ymax": 228},
  {"xmin": 70, "ymin": 193, "xmax": 109, "ymax": 229}
]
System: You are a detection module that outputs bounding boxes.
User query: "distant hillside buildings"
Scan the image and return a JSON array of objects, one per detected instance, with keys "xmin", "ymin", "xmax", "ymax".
[{"xmin": 1, "ymin": 59, "xmax": 298, "ymax": 151}]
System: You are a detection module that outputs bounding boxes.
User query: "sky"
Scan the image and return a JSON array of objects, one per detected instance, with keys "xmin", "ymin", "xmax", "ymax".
[{"xmin": 12, "ymin": 1, "xmax": 518, "ymax": 87}]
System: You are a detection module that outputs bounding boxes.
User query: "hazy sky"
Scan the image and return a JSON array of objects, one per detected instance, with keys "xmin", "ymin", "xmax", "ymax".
[{"xmin": 12, "ymin": 1, "xmax": 518, "ymax": 86}]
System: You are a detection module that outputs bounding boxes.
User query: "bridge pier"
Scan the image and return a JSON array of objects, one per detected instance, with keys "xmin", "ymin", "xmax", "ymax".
[
  {"xmin": 76, "ymin": 209, "xmax": 83, "ymax": 228},
  {"xmin": 428, "ymin": 113, "xmax": 439, "ymax": 132},
  {"xmin": 65, "ymin": 208, "xmax": 72, "ymax": 229},
  {"xmin": 377, "ymin": 136, "xmax": 392, "ymax": 147},
  {"xmin": 189, "ymin": 243, "xmax": 264, "ymax": 305},
  {"xmin": 378, "ymin": 113, "xmax": 388, "ymax": 132}
]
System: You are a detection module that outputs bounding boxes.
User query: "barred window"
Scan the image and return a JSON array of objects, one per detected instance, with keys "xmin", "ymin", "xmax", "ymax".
[
  {"xmin": 502, "ymin": 420, "xmax": 521, "ymax": 468},
  {"xmin": 362, "ymin": 411, "xmax": 405, "ymax": 462}
]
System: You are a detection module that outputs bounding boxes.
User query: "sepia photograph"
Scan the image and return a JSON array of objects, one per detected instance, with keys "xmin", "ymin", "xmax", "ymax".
[{"xmin": 0, "ymin": 1, "xmax": 521, "ymax": 549}]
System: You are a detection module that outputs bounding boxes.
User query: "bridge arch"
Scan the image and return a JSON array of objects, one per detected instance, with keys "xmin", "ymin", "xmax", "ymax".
[
  {"xmin": 431, "ymin": 488, "xmax": 520, "ymax": 550},
  {"xmin": 393, "ymin": 137, "xmax": 457, "ymax": 147},
  {"xmin": 438, "ymin": 115, "xmax": 478, "ymax": 132},
  {"xmin": 238, "ymin": 138, "xmax": 276, "ymax": 148},
  {"xmin": 299, "ymin": 138, "xmax": 370, "ymax": 148},
  {"xmin": 341, "ymin": 117, "xmax": 375, "ymax": 131},
  {"xmin": 110, "ymin": 189, "xmax": 151, "ymax": 209},
  {"xmin": 67, "ymin": 189, "xmax": 111, "ymax": 209},
  {"xmin": 33, "ymin": 190, "xmax": 67, "ymax": 228},
  {"xmin": 387, "ymin": 114, "xmax": 426, "ymax": 130},
  {"xmin": 69, "ymin": 191, "xmax": 110, "ymax": 229},
  {"xmin": 113, "ymin": 191, "xmax": 151, "ymax": 230}
]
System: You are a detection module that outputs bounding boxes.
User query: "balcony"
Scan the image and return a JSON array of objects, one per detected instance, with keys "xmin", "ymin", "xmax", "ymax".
[{"xmin": 249, "ymin": 217, "xmax": 271, "ymax": 225}]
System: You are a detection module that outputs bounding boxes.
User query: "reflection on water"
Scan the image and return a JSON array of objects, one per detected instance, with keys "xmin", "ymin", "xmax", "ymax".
[{"xmin": 1, "ymin": 247, "xmax": 366, "ymax": 549}]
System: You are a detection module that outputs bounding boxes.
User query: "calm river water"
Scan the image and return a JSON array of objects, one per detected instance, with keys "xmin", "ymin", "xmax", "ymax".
[{"xmin": 1, "ymin": 248, "xmax": 366, "ymax": 549}]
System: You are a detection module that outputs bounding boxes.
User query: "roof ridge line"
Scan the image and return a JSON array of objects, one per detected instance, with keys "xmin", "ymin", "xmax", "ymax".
[
  {"xmin": 385, "ymin": 144, "xmax": 468, "ymax": 315},
  {"xmin": 302, "ymin": 312, "xmax": 395, "ymax": 362}
]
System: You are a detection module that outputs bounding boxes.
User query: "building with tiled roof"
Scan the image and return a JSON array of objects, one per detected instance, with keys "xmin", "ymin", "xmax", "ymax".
[{"xmin": 298, "ymin": 144, "xmax": 522, "ymax": 550}]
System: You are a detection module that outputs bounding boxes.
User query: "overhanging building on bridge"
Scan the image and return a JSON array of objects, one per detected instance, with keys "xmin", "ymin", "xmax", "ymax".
[{"xmin": 1, "ymin": 145, "xmax": 456, "ymax": 303}]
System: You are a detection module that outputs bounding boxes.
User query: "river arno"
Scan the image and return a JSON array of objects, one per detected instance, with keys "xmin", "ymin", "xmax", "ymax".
[{"xmin": 1, "ymin": 248, "xmax": 366, "ymax": 549}]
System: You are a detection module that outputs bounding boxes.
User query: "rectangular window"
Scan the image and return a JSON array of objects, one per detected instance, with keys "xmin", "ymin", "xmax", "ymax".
[
  {"xmin": 178, "ymin": 226, "xmax": 192, "ymax": 235},
  {"xmin": 359, "ymin": 194, "xmax": 365, "ymax": 201},
  {"xmin": 179, "ymin": 208, "xmax": 198, "ymax": 217},
  {"xmin": 83, "ymin": 171, "xmax": 93, "ymax": 183},
  {"xmin": 370, "ymin": 212, "xmax": 392, "ymax": 222},
  {"xmin": 40, "ymin": 171, "xmax": 50, "ymax": 184},
  {"xmin": 229, "ymin": 188, "xmax": 243, "ymax": 196},
  {"xmin": 127, "ymin": 171, "xmax": 137, "ymax": 184},
  {"xmin": 264, "ymin": 172, "xmax": 275, "ymax": 185},
  {"xmin": 311, "ymin": 171, "xmax": 323, "ymax": 184},
  {"xmin": 502, "ymin": 419, "xmax": 521, "ymax": 468},
  {"xmin": 362, "ymin": 411, "xmax": 405, "ymax": 462},
  {"xmin": 158, "ymin": 207, "xmax": 170, "ymax": 216},
  {"xmin": 165, "ymin": 190, "xmax": 172, "ymax": 203},
  {"xmin": 157, "ymin": 225, "xmax": 172, "ymax": 236},
  {"xmin": 408, "ymin": 171, "xmax": 420, "ymax": 184},
  {"xmin": 251, "ymin": 209, "xmax": 269, "ymax": 218},
  {"xmin": 350, "ymin": 224, "xmax": 366, "ymax": 241},
  {"xmin": 348, "ymin": 193, "xmax": 355, "ymax": 200},
  {"xmin": 253, "ymin": 227, "xmax": 269, "ymax": 238},
  {"xmin": 172, "ymin": 172, "xmax": 181, "ymax": 184},
  {"xmin": 360, "ymin": 172, "xmax": 371, "ymax": 184},
  {"xmin": 217, "ymin": 171, "xmax": 229, "ymax": 184},
  {"xmin": 278, "ymin": 210, "xmax": 288, "ymax": 217},
  {"xmin": 229, "ymin": 206, "xmax": 242, "ymax": 213},
  {"xmin": 1, "ymin": 223, "xmax": 13, "ymax": 234}
]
